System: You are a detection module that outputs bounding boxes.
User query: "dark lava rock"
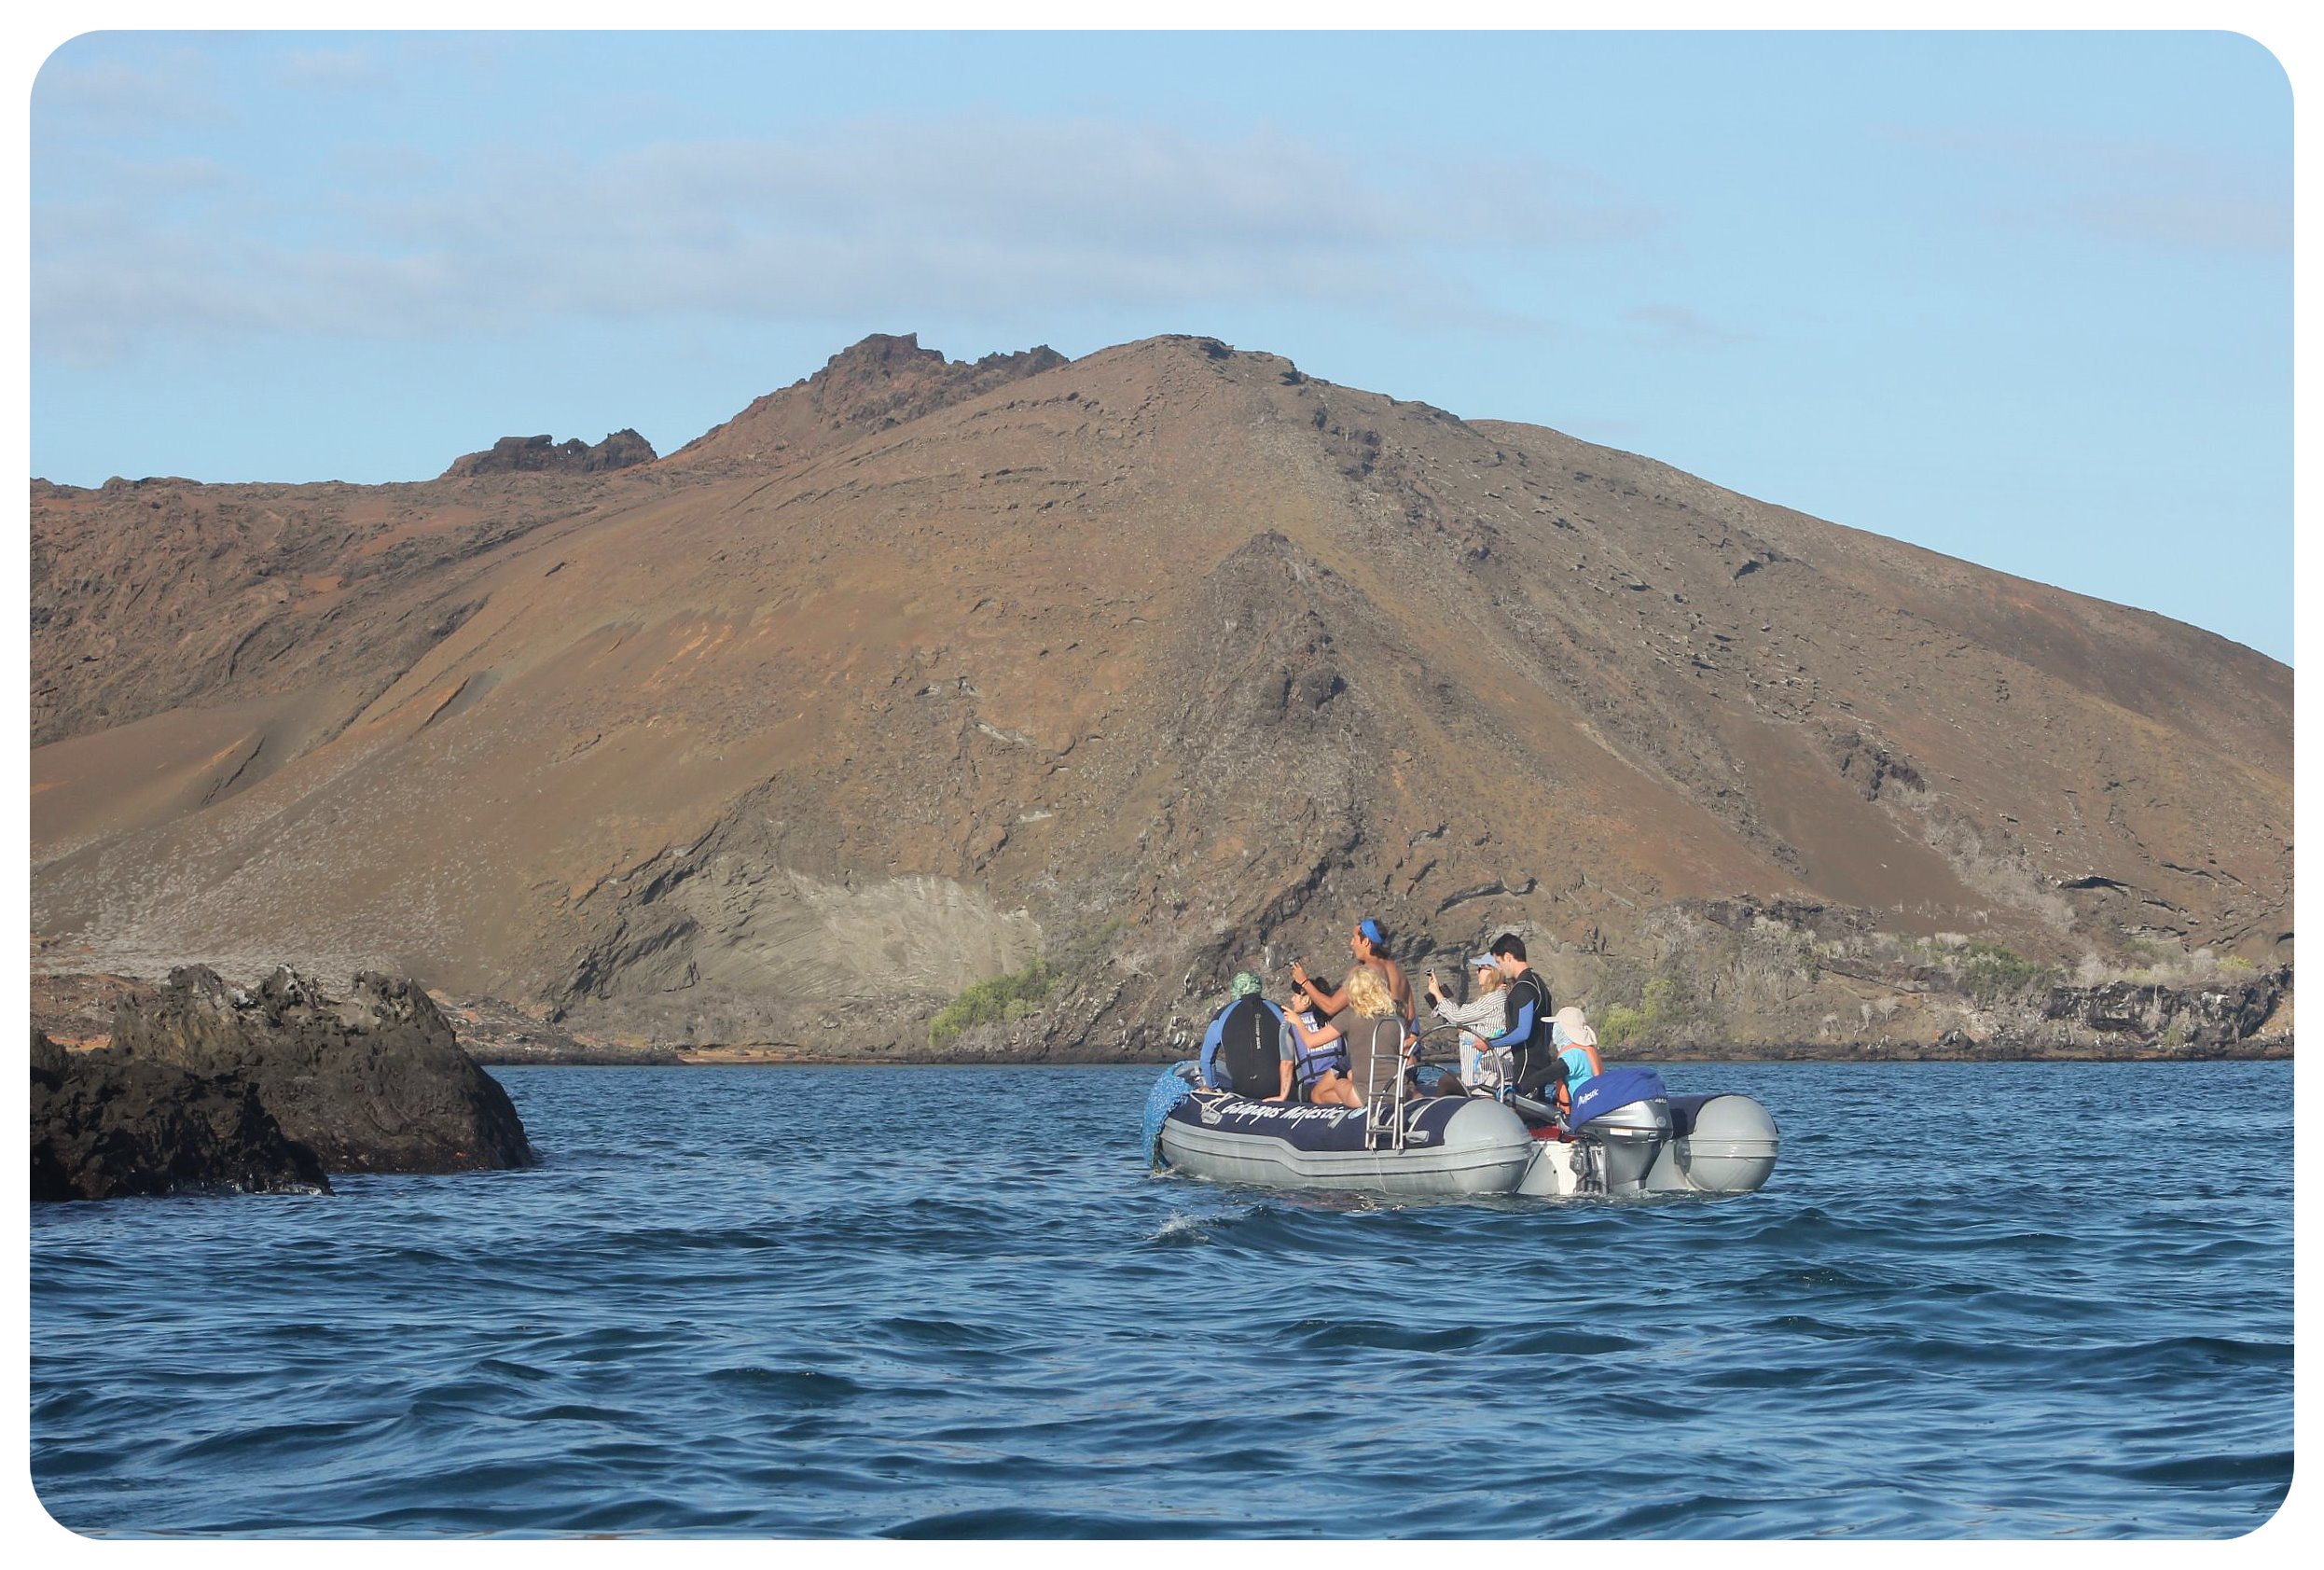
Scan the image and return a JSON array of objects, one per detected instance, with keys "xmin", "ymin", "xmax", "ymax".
[
  {"xmin": 32, "ymin": 1030, "xmax": 329, "ymax": 1202},
  {"xmin": 441, "ymin": 428, "xmax": 657, "ymax": 479},
  {"xmin": 107, "ymin": 966, "xmax": 533, "ymax": 1174},
  {"xmin": 2038, "ymin": 966, "xmax": 2288, "ymax": 1049}
]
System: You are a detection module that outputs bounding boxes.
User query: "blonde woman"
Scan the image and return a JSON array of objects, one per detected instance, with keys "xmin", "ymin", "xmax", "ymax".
[
  {"xmin": 1286, "ymin": 965, "xmax": 1405, "ymax": 1108},
  {"xmin": 1424, "ymin": 953, "xmax": 1513, "ymax": 1092}
]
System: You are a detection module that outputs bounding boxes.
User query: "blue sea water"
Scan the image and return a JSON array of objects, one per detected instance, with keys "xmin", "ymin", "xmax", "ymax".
[{"xmin": 29, "ymin": 1060, "xmax": 2294, "ymax": 1538}]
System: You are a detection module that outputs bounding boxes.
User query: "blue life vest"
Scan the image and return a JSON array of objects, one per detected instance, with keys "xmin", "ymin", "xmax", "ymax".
[{"xmin": 1289, "ymin": 1012, "xmax": 1347, "ymax": 1099}]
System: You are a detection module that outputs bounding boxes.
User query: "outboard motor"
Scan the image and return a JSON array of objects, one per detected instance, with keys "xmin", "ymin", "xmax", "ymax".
[{"xmin": 1568, "ymin": 1067, "xmax": 1671, "ymax": 1196}]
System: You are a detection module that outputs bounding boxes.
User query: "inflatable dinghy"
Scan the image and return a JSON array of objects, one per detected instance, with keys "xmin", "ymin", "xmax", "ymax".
[{"xmin": 1143, "ymin": 1062, "xmax": 1778, "ymax": 1200}]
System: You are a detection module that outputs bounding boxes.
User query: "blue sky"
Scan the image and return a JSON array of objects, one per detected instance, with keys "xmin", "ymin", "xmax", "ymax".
[{"xmin": 29, "ymin": 30, "xmax": 2293, "ymax": 660}]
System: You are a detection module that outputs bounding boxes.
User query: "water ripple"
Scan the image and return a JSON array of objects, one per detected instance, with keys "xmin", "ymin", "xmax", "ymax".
[{"xmin": 31, "ymin": 1061, "xmax": 2293, "ymax": 1537}]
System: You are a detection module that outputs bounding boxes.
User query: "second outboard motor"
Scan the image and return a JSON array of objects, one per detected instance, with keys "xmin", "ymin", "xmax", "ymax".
[{"xmin": 1569, "ymin": 1067, "xmax": 1671, "ymax": 1195}]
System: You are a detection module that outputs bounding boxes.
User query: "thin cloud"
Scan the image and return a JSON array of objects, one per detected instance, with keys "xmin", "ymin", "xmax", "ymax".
[
  {"xmin": 277, "ymin": 47, "xmax": 381, "ymax": 92},
  {"xmin": 35, "ymin": 150, "xmax": 239, "ymax": 208},
  {"xmin": 33, "ymin": 45, "xmax": 235, "ymax": 132},
  {"xmin": 273, "ymin": 35, "xmax": 513, "ymax": 99},
  {"xmin": 1622, "ymin": 302, "xmax": 1754, "ymax": 349},
  {"xmin": 1441, "ymin": 154, "xmax": 1668, "ymax": 246},
  {"xmin": 1880, "ymin": 122, "xmax": 2288, "ymax": 257},
  {"xmin": 1883, "ymin": 124, "xmax": 2224, "ymax": 183},
  {"xmin": 33, "ymin": 112, "xmax": 1650, "ymax": 363},
  {"xmin": 2055, "ymin": 191, "xmax": 2289, "ymax": 256}
]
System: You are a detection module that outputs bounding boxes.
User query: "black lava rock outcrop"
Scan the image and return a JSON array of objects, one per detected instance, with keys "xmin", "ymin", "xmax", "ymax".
[
  {"xmin": 32, "ymin": 1030, "xmax": 329, "ymax": 1202},
  {"xmin": 106, "ymin": 966, "xmax": 533, "ymax": 1173},
  {"xmin": 441, "ymin": 428, "xmax": 657, "ymax": 479},
  {"xmin": 2039, "ymin": 966, "xmax": 2289, "ymax": 1049}
]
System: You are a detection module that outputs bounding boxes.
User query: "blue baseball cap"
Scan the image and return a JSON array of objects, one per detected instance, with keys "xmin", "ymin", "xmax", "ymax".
[
  {"xmin": 1470, "ymin": 954, "xmax": 1499, "ymax": 970},
  {"xmin": 1358, "ymin": 918, "xmax": 1384, "ymax": 945}
]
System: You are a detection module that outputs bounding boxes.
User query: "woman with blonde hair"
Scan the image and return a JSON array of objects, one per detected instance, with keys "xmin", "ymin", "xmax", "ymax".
[
  {"xmin": 1285, "ymin": 965, "xmax": 1405, "ymax": 1108},
  {"xmin": 1423, "ymin": 954, "xmax": 1513, "ymax": 1093}
]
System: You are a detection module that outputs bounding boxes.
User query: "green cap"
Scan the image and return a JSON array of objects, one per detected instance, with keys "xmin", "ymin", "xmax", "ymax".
[{"xmin": 1230, "ymin": 970, "xmax": 1264, "ymax": 998}]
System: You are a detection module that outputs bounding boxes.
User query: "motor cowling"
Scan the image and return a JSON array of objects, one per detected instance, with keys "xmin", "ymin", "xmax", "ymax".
[{"xmin": 1569, "ymin": 1067, "xmax": 1672, "ymax": 1195}]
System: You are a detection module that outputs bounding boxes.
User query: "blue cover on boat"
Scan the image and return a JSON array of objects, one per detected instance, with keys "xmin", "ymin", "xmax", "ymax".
[
  {"xmin": 1162, "ymin": 1089, "xmax": 1474, "ymax": 1154},
  {"xmin": 1569, "ymin": 1066, "xmax": 1667, "ymax": 1129}
]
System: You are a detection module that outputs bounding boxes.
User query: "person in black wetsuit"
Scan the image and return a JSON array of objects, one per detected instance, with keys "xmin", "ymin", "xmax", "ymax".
[
  {"xmin": 1197, "ymin": 971, "xmax": 1292, "ymax": 1099},
  {"xmin": 1482, "ymin": 933, "xmax": 1561, "ymax": 1099}
]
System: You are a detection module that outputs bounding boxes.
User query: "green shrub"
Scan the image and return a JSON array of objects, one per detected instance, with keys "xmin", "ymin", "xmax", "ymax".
[
  {"xmin": 1956, "ymin": 940, "xmax": 2052, "ymax": 1006},
  {"xmin": 929, "ymin": 959, "xmax": 1054, "ymax": 1048},
  {"xmin": 1598, "ymin": 975, "xmax": 1690, "ymax": 1047}
]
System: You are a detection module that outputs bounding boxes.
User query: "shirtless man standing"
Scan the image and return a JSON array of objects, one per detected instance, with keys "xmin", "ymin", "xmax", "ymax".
[{"xmin": 1292, "ymin": 918, "xmax": 1415, "ymax": 1034}]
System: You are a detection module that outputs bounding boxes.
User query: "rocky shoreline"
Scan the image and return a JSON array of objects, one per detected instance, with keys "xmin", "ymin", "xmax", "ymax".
[
  {"xmin": 32, "ymin": 966, "xmax": 2290, "ymax": 1071},
  {"xmin": 377, "ymin": 1031, "xmax": 2309, "ymax": 1068},
  {"xmin": 485, "ymin": 1042, "xmax": 2287, "ymax": 1069},
  {"xmin": 1644, "ymin": 1036, "xmax": 2293, "ymax": 1063}
]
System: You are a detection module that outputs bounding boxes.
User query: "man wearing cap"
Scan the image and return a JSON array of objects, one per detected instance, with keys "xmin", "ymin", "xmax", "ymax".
[
  {"xmin": 1197, "ymin": 971, "xmax": 1293, "ymax": 1098},
  {"xmin": 1422, "ymin": 954, "xmax": 1515, "ymax": 1094},
  {"xmin": 1291, "ymin": 919, "xmax": 1416, "ymax": 1036}
]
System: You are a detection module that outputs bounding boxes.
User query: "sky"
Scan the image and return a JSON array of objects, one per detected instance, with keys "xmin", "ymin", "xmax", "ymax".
[{"xmin": 27, "ymin": 28, "xmax": 2295, "ymax": 660}]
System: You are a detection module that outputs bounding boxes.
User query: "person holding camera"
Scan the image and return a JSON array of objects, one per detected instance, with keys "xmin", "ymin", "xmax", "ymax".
[{"xmin": 1423, "ymin": 953, "xmax": 1514, "ymax": 1093}]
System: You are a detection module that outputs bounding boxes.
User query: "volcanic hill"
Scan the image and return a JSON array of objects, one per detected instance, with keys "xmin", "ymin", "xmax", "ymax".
[{"xmin": 30, "ymin": 332, "xmax": 2293, "ymax": 1058}]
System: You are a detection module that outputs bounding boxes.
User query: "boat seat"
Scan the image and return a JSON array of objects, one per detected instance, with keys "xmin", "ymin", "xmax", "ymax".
[{"xmin": 1505, "ymin": 1091, "xmax": 1560, "ymax": 1126}]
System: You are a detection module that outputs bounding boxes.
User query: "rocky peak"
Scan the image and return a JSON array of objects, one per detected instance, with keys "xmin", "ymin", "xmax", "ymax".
[
  {"xmin": 440, "ymin": 428, "xmax": 657, "ymax": 479},
  {"xmin": 669, "ymin": 332, "xmax": 1069, "ymax": 468},
  {"xmin": 821, "ymin": 330, "xmax": 944, "ymax": 377},
  {"xmin": 805, "ymin": 331, "xmax": 1067, "ymax": 413},
  {"xmin": 815, "ymin": 333, "xmax": 1065, "ymax": 421}
]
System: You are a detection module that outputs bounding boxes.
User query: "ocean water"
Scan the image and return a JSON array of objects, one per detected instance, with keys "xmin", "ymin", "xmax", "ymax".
[{"xmin": 30, "ymin": 1060, "xmax": 2293, "ymax": 1538}]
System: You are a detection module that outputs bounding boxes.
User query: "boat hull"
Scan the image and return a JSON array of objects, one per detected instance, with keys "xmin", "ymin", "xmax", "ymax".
[
  {"xmin": 1148, "ymin": 1066, "xmax": 1778, "ymax": 1201},
  {"xmin": 1155, "ymin": 1091, "xmax": 1536, "ymax": 1197}
]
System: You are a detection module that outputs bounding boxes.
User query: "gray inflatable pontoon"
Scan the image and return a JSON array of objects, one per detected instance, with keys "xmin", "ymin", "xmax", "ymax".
[{"xmin": 1146, "ymin": 1062, "xmax": 1778, "ymax": 1200}]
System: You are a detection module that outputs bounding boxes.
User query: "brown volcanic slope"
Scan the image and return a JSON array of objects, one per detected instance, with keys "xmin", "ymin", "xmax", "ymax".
[{"xmin": 31, "ymin": 333, "xmax": 2292, "ymax": 1054}]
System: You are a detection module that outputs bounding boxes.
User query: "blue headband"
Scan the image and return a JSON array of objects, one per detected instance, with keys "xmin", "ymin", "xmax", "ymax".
[{"xmin": 1358, "ymin": 918, "xmax": 1383, "ymax": 945}]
